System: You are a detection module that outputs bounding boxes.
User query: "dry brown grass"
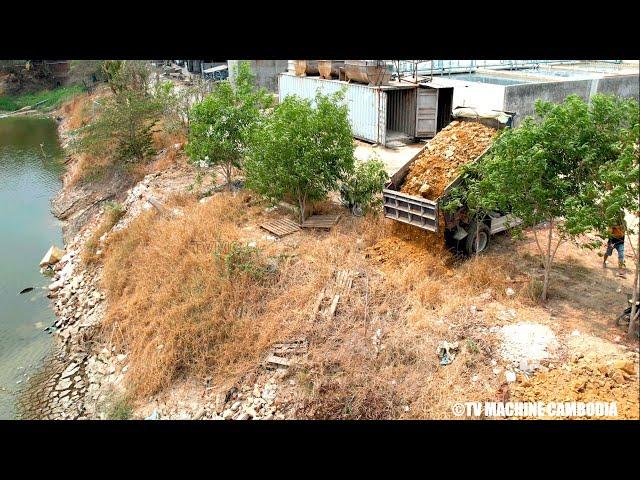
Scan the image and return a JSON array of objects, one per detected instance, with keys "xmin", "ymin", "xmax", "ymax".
[
  {"xmin": 66, "ymin": 152, "xmax": 115, "ymax": 187},
  {"xmin": 152, "ymin": 120, "xmax": 187, "ymax": 152},
  {"xmin": 100, "ymin": 193, "xmax": 318, "ymax": 398},
  {"xmin": 98, "ymin": 191, "xmax": 525, "ymax": 417},
  {"xmin": 83, "ymin": 202, "xmax": 125, "ymax": 265}
]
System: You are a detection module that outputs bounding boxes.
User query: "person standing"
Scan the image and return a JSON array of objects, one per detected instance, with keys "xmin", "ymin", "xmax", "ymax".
[{"xmin": 603, "ymin": 220, "xmax": 627, "ymax": 276}]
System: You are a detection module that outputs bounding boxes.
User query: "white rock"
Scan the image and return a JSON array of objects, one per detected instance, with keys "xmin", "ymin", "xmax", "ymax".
[
  {"xmin": 40, "ymin": 245, "xmax": 65, "ymax": 267},
  {"xmin": 571, "ymin": 330, "xmax": 580, "ymax": 336},
  {"xmin": 49, "ymin": 279, "xmax": 64, "ymax": 291},
  {"xmin": 505, "ymin": 288, "xmax": 515, "ymax": 297},
  {"xmin": 505, "ymin": 371, "xmax": 517, "ymax": 383}
]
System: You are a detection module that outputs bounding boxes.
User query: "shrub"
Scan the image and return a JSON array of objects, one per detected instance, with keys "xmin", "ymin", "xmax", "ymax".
[{"xmin": 339, "ymin": 155, "xmax": 388, "ymax": 215}]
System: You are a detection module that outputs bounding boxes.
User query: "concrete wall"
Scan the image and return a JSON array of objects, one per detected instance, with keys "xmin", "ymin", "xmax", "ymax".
[
  {"xmin": 228, "ymin": 60, "xmax": 289, "ymax": 93},
  {"xmin": 504, "ymin": 74, "xmax": 639, "ymax": 126},
  {"xmin": 503, "ymin": 79, "xmax": 592, "ymax": 126},
  {"xmin": 595, "ymin": 75, "xmax": 640, "ymax": 100}
]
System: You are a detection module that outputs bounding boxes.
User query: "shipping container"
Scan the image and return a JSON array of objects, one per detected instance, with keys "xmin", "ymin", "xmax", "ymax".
[{"xmin": 278, "ymin": 73, "xmax": 453, "ymax": 146}]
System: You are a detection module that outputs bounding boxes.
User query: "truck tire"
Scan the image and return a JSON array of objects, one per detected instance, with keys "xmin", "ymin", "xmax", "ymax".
[{"xmin": 465, "ymin": 221, "xmax": 491, "ymax": 255}]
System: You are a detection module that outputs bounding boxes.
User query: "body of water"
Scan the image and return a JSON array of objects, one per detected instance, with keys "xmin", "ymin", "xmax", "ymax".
[{"xmin": 0, "ymin": 116, "xmax": 64, "ymax": 419}]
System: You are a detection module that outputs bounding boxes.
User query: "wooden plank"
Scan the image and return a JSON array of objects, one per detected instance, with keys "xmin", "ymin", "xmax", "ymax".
[
  {"xmin": 327, "ymin": 295, "xmax": 341, "ymax": 318},
  {"xmin": 265, "ymin": 355, "xmax": 291, "ymax": 367}
]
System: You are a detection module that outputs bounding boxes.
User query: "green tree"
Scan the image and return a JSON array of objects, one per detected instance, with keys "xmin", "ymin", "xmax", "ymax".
[
  {"xmin": 186, "ymin": 61, "xmax": 272, "ymax": 190},
  {"xmin": 76, "ymin": 60, "xmax": 163, "ymax": 164},
  {"xmin": 245, "ymin": 91, "xmax": 355, "ymax": 222},
  {"xmin": 443, "ymin": 160, "xmax": 496, "ymax": 257},
  {"xmin": 339, "ymin": 154, "xmax": 389, "ymax": 215},
  {"xmin": 453, "ymin": 94, "xmax": 638, "ymax": 302},
  {"xmin": 155, "ymin": 77, "xmax": 211, "ymax": 136}
]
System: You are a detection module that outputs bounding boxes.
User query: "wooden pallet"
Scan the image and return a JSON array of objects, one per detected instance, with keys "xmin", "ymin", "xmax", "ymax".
[
  {"xmin": 260, "ymin": 218, "xmax": 301, "ymax": 238},
  {"xmin": 313, "ymin": 269, "xmax": 359, "ymax": 319},
  {"xmin": 301, "ymin": 214, "xmax": 341, "ymax": 230}
]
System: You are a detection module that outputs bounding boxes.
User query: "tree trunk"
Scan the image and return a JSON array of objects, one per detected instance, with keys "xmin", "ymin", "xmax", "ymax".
[
  {"xmin": 298, "ymin": 193, "xmax": 307, "ymax": 224},
  {"xmin": 541, "ymin": 218, "xmax": 554, "ymax": 302},
  {"xmin": 629, "ymin": 232, "xmax": 640, "ymax": 337},
  {"xmin": 474, "ymin": 214, "xmax": 481, "ymax": 259},
  {"xmin": 224, "ymin": 162, "xmax": 232, "ymax": 191}
]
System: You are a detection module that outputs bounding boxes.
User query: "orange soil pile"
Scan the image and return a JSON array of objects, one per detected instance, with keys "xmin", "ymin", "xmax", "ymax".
[
  {"xmin": 512, "ymin": 357, "xmax": 639, "ymax": 419},
  {"xmin": 400, "ymin": 120, "xmax": 498, "ymax": 200}
]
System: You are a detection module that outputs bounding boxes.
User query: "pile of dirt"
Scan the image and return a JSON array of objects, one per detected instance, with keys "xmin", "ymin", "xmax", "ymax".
[
  {"xmin": 512, "ymin": 355, "xmax": 639, "ymax": 419},
  {"xmin": 400, "ymin": 121, "xmax": 498, "ymax": 200}
]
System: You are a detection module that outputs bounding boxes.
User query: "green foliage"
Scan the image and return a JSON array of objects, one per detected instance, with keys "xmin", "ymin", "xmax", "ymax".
[
  {"xmin": 75, "ymin": 61, "xmax": 163, "ymax": 164},
  {"xmin": 245, "ymin": 91, "xmax": 355, "ymax": 222},
  {"xmin": 107, "ymin": 396, "xmax": 133, "ymax": 420},
  {"xmin": 213, "ymin": 239, "xmax": 273, "ymax": 280},
  {"xmin": 156, "ymin": 77, "xmax": 210, "ymax": 136},
  {"xmin": 339, "ymin": 154, "xmax": 389, "ymax": 215},
  {"xmin": 0, "ymin": 84, "xmax": 85, "ymax": 112},
  {"xmin": 102, "ymin": 60, "xmax": 152, "ymax": 96},
  {"xmin": 446, "ymin": 94, "xmax": 639, "ymax": 300},
  {"xmin": 186, "ymin": 61, "xmax": 272, "ymax": 187}
]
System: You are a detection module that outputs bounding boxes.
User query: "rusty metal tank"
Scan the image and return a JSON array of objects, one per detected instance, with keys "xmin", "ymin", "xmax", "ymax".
[
  {"xmin": 293, "ymin": 60, "xmax": 319, "ymax": 76},
  {"xmin": 344, "ymin": 60, "xmax": 392, "ymax": 86},
  {"xmin": 318, "ymin": 60, "xmax": 345, "ymax": 79}
]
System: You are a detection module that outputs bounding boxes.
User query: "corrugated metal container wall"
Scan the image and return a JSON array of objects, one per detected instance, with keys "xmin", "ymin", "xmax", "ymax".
[
  {"xmin": 278, "ymin": 74, "xmax": 386, "ymax": 144},
  {"xmin": 386, "ymin": 89, "xmax": 416, "ymax": 137}
]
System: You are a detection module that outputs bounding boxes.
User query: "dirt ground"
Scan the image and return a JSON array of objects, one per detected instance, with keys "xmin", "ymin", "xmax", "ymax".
[{"xmin": 121, "ymin": 197, "xmax": 639, "ymax": 420}]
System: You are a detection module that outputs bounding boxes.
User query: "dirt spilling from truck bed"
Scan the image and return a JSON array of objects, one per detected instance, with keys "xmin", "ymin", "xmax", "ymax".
[{"xmin": 400, "ymin": 121, "xmax": 498, "ymax": 200}]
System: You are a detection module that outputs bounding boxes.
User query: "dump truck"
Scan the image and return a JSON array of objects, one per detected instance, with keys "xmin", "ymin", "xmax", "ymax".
[{"xmin": 382, "ymin": 109, "xmax": 521, "ymax": 255}]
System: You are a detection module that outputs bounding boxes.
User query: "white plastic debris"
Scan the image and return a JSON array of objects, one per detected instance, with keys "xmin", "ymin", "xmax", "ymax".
[{"xmin": 145, "ymin": 409, "xmax": 158, "ymax": 420}]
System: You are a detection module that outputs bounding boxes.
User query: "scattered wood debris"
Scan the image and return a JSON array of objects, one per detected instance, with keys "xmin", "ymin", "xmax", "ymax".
[
  {"xmin": 313, "ymin": 269, "xmax": 359, "ymax": 319},
  {"xmin": 260, "ymin": 218, "xmax": 300, "ymax": 238},
  {"xmin": 264, "ymin": 339, "xmax": 309, "ymax": 369},
  {"xmin": 301, "ymin": 213, "xmax": 341, "ymax": 230}
]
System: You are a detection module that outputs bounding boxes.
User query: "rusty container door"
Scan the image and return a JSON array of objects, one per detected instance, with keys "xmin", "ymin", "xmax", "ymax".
[{"xmin": 415, "ymin": 87, "xmax": 438, "ymax": 137}]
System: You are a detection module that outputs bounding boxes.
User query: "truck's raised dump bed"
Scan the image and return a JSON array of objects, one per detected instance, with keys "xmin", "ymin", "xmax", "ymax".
[{"xmin": 382, "ymin": 115, "xmax": 508, "ymax": 233}]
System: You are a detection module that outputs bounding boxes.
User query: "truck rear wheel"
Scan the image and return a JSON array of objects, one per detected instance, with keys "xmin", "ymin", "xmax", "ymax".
[{"xmin": 465, "ymin": 222, "xmax": 491, "ymax": 255}]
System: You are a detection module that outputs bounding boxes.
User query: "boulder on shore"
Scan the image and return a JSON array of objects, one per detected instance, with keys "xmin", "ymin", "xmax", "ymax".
[{"xmin": 40, "ymin": 245, "xmax": 65, "ymax": 267}]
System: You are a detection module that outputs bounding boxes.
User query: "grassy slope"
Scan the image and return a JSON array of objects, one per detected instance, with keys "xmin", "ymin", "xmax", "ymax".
[{"xmin": 0, "ymin": 84, "xmax": 85, "ymax": 112}]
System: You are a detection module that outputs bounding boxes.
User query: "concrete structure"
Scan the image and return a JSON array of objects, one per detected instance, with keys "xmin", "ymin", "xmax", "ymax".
[
  {"xmin": 429, "ymin": 63, "xmax": 639, "ymax": 126},
  {"xmin": 228, "ymin": 60, "xmax": 289, "ymax": 93}
]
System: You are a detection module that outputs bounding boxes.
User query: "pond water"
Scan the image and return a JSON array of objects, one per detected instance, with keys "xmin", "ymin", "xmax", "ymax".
[
  {"xmin": 445, "ymin": 73, "xmax": 534, "ymax": 86},
  {"xmin": 0, "ymin": 116, "xmax": 64, "ymax": 419}
]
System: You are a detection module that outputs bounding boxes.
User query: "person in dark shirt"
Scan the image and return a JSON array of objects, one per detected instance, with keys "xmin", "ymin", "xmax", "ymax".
[{"xmin": 603, "ymin": 221, "xmax": 626, "ymax": 276}]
